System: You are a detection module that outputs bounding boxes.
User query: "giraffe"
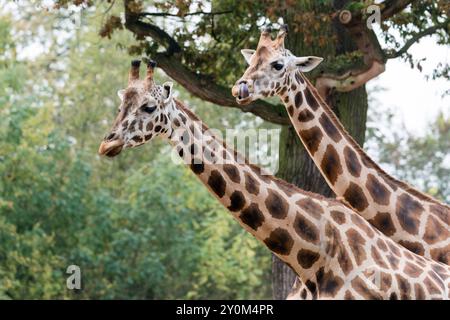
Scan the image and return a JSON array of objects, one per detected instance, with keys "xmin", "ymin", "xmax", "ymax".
[
  {"xmin": 231, "ymin": 26, "xmax": 450, "ymax": 269},
  {"xmin": 97, "ymin": 59, "xmax": 450, "ymax": 299}
]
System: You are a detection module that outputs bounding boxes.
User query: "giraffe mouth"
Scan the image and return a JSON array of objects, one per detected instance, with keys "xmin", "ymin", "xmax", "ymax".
[{"xmin": 98, "ymin": 139, "xmax": 124, "ymax": 158}]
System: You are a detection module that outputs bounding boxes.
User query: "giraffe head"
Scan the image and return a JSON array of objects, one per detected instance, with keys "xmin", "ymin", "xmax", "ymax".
[
  {"xmin": 232, "ymin": 25, "xmax": 323, "ymax": 104},
  {"xmin": 98, "ymin": 59, "xmax": 175, "ymax": 157}
]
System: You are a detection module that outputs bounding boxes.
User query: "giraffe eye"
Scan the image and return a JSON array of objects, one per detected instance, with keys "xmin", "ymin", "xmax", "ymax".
[
  {"xmin": 141, "ymin": 105, "xmax": 157, "ymax": 114},
  {"xmin": 271, "ymin": 62, "xmax": 284, "ymax": 71}
]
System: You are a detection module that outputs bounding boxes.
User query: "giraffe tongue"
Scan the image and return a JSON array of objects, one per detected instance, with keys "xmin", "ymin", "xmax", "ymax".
[{"xmin": 238, "ymin": 83, "xmax": 249, "ymax": 99}]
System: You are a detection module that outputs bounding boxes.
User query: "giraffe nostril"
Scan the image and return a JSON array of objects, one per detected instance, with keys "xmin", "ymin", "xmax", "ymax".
[{"xmin": 105, "ymin": 132, "xmax": 116, "ymax": 141}]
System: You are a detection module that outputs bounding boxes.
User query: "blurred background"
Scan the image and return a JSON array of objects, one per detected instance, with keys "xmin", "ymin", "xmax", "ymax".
[{"xmin": 0, "ymin": 0, "xmax": 448, "ymax": 299}]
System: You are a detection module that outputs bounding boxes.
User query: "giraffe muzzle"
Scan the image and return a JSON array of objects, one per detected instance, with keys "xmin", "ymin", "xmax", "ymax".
[
  {"xmin": 238, "ymin": 82, "xmax": 249, "ymax": 100},
  {"xmin": 98, "ymin": 139, "xmax": 124, "ymax": 158}
]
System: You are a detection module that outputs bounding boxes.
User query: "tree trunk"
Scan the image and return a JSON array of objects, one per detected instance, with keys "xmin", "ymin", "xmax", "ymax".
[{"xmin": 271, "ymin": 0, "xmax": 368, "ymax": 300}]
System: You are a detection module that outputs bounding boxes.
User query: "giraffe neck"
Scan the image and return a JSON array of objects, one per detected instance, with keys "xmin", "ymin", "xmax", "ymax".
[
  {"xmin": 162, "ymin": 100, "xmax": 450, "ymax": 299},
  {"xmin": 279, "ymin": 71, "xmax": 450, "ymax": 265},
  {"xmin": 164, "ymin": 100, "xmax": 331, "ymax": 278}
]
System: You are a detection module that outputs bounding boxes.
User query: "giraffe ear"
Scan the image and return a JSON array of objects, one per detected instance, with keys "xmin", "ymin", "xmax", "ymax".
[
  {"xmin": 294, "ymin": 56, "xmax": 323, "ymax": 72},
  {"xmin": 162, "ymin": 81, "xmax": 174, "ymax": 103},
  {"xmin": 241, "ymin": 49, "xmax": 256, "ymax": 64},
  {"xmin": 117, "ymin": 89, "xmax": 125, "ymax": 100}
]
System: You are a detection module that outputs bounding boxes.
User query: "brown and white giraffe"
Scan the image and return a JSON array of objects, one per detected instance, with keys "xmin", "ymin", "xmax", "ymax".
[
  {"xmin": 98, "ymin": 60, "xmax": 450, "ymax": 299},
  {"xmin": 232, "ymin": 26, "xmax": 450, "ymax": 268}
]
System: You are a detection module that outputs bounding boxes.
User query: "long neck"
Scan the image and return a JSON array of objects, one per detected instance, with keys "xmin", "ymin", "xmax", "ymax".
[
  {"xmin": 164, "ymin": 99, "xmax": 337, "ymax": 281},
  {"xmin": 279, "ymin": 71, "xmax": 450, "ymax": 265}
]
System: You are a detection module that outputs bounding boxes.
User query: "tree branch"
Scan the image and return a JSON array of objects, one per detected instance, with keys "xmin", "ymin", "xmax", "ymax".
[
  {"xmin": 380, "ymin": 0, "xmax": 415, "ymax": 20},
  {"xmin": 385, "ymin": 21, "xmax": 449, "ymax": 59},
  {"xmin": 138, "ymin": 10, "xmax": 232, "ymax": 18},
  {"xmin": 123, "ymin": 0, "xmax": 288, "ymax": 125},
  {"xmin": 316, "ymin": 7, "xmax": 387, "ymax": 97},
  {"xmin": 316, "ymin": 61, "xmax": 385, "ymax": 96}
]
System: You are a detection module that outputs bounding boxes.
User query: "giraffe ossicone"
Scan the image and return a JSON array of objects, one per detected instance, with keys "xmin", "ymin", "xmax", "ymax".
[
  {"xmin": 232, "ymin": 25, "xmax": 450, "ymax": 269},
  {"xmin": 98, "ymin": 60, "xmax": 450, "ymax": 299}
]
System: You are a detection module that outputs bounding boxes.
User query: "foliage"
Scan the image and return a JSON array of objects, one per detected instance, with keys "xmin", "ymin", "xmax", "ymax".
[{"xmin": 0, "ymin": 7, "xmax": 271, "ymax": 299}]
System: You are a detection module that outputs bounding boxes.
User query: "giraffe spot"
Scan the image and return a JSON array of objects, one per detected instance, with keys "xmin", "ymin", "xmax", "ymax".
[
  {"xmin": 414, "ymin": 284, "xmax": 426, "ymax": 300},
  {"xmin": 305, "ymin": 280, "xmax": 317, "ymax": 300},
  {"xmin": 287, "ymin": 105, "xmax": 294, "ymax": 116},
  {"xmin": 324, "ymin": 222, "xmax": 342, "ymax": 258},
  {"xmin": 228, "ymin": 191, "xmax": 246, "ymax": 212},
  {"xmin": 430, "ymin": 204, "xmax": 450, "ymax": 225},
  {"xmin": 319, "ymin": 113, "xmax": 342, "ymax": 143},
  {"xmin": 300, "ymin": 289, "xmax": 307, "ymax": 299},
  {"xmin": 376, "ymin": 240, "xmax": 387, "ymax": 253},
  {"xmin": 430, "ymin": 244, "xmax": 450, "ymax": 265},
  {"xmin": 297, "ymin": 249, "xmax": 320, "ymax": 269},
  {"xmin": 351, "ymin": 214, "xmax": 375, "ymax": 238},
  {"xmin": 398, "ymin": 240, "xmax": 425, "ymax": 256},
  {"xmin": 346, "ymin": 228, "xmax": 366, "ymax": 266},
  {"xmin": 366, "ymin": 174, "xmax": 391, "ymax": 206},
  {"xmin": 265, "ymin": 189, "xmax": 289, "ymax": 219},
  {"xmin": 389, "ymin": 292, "xmax": 398, "ymax": 300},
  {"xmin": 190, "ymin": 160, "xmax": 204, "ymax": 174},
  {"xmin": 351, "ymin": 276, "xmax": 383, "ymax": 300},
  {"xmin": 179, "ymin": 113, "xmax": 187, "ymax": 124},
  {"xmin": 132, "ymin": 135, "xmax": 143, "ymax": 143},
  {"xmin": 263, "ymin": 228, "xmax": 294, "ymax": 256},
  {"xmin": 239, "ymin": 203, "xmax": 264, "ymax": 230},
  {"xmin": 223, "ymin": 164, "xmax": 240, "ymax": 183},
  {"xmin": 330, "ymin": 210, "xmax": 346, "ymax": 225},
  {"xmin": 316, "ymin": 267, "xmax": 344, "ymax": 297},
  {"xmin": 304, "ymin": 87, "xmax": 319, "ymax": 110},
  {"xmin": 207, "ymin": 170, "xmax": 226, "ymax": 198},
  {"xmin": 296, "ymin": 198, "xmax": 324, "ymax": 220},
  {"xmin": 380, "ymin": 272, "xmax": 392, "ymax": 292},
  {"xmin": 371, "ymin": 246, "xmax": 388, "ymax": 268},
  {"xmin": 173, "ymin": 118, "xmax": 180, "ymax": 127},
  {"xmin": 386, "ymin": 253, "xmax": 400, "ymax": 269},
  {"xmin": 387, "ymin": 240, "xmax": 401, "ymax": 257},
  {"xmin": 295, "ymin": 71, "xmax": 305, "ymax": 84},
  {"xmin": 144, "ymin": 134, "xmax": 152, "ymax": 141},
  {"xmin": 129, "ymin": 119, "xmax": 137, "ymax": 130},
  {"xmin": 337, "ymin": 244, "xmax": 353, "ymax": 276},
  {"xmin": 396, "ymin": 193, "xmax": 423, "ymax": 235},
  {"xmin": 190, "ymin": 143, "xmax": 198, "ymax": 155},
  {"xmin": 396, "ymin": 274, "xmax": 412, "ymax": 299},
  {"xmin": 343, "ymin": 146, "xmax": 361, "ymax": 178},
  {"xmin": 343, "ymin": 182, "xmax": 369, "ymax": 211},
  {"xmin": 294, "ymin": 213, "xmax": 320, "ymax": 244},
  {"xmin": 404, "ymin": 261, "xmax": 423, "ymax": 278},
  {"xmin": 369, "ymin": 211, "xmax": 396, "ymax": 237},
  {"xmin": 291, "ymin": 83, "xmax": 297, "ymax": 91},
  {"xmin": 424, "ymin": 215, "xmax": 450, "ymax": 245},
  {"xmin": 424, "ymin": 276, "xmax": 441, "ymax": 295},
  {"xmin": 297, "ymin": 109, "xmax": 314, "ymax": 122},
  {"xmin": 320, "ymin": 145, "xmax": 343, "ymax": 185},
  {"xmin": 138, "ymin": 120, "xmax": 143, "ymax": 131},
  {"xmin": 344, "ymin": 291, "xmax": 355, "ymax": 300},
  {"xmin": 298, "ymin": 126, "xmax": 323, "ymax": 156},
  {"xmin": 279, "ymin": 86, "xmax": 287, "ymax": 97},
  {"xmin": 122, "ymin": 120, "xmax": 129, "ymax": 130},
  {"xmin": 294, "ymin": 91, "xmax": 303, "ymax": 108},
  {"xmin": 244, "ymin": 172, "xmax": 260, "ymax": 195}
]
